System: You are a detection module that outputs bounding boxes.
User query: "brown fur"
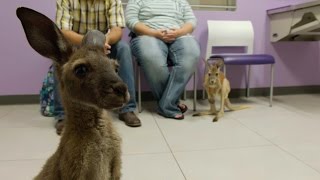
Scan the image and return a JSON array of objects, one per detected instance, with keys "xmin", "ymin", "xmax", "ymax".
[
  {"xmin": 17, "ymin": 7, "xmax": 127, "ymax": 179},
  {"xmin": 193, "ymin": 59, "xmax": 249, "ymax": 122}
]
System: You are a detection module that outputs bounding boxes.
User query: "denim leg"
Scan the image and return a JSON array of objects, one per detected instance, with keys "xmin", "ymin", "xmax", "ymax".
[
  {"xmin": 109, "ymin": 40, "xmax": 137, "ymax": 113},
  {"xmin": 130, "ymin": 36, "xmax": 170, "ymax": 101},
  {"xmin": 53, "ymin": 67, "xmax": 65, "ymax": 121},
  {"xmin": 158, "ymin": 36, "xmax": 200, "ymax": 117}
]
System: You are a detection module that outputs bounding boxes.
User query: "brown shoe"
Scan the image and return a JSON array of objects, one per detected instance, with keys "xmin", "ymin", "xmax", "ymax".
[
  {"xmin": 55, "ymin": 119, "xmax": 64, "ymax": 135},
  {"xmin": 119, "ymin": 112, "xmax": 141, "ymax": 127}
]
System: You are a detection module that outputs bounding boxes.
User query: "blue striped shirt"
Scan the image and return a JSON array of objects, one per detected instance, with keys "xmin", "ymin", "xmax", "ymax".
[{"xmin": 125, "ymin": 0, "xmax": 196, "ymax": 32}]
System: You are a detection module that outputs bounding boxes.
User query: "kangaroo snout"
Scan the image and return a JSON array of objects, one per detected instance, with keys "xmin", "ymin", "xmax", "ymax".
[{"xmin": 113, "ymin": 82, "xmax": 130, "ymax": 103}]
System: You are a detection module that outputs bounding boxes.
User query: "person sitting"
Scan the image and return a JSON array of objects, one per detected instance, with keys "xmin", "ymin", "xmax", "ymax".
[
  {"xmin": 54, "ymin": 0, "xmax": 142, "ymax": 135},
  {"xmin": 125, "ymin": 0, "xmax": 200, "ymax": 119}
]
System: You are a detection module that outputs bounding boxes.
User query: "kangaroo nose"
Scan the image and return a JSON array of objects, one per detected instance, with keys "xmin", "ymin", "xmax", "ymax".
[{"xmin": 112, "ymin": 82, "xmax": 128, "ymax": 96}]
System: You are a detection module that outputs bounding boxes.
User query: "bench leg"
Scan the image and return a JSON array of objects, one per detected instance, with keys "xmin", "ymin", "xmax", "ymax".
[
  {"xmin": 193, "ymin": 71, "xmax": 197, "ymax": 111},
  {"xmin": 270, "ymin": 64, "xmax": 274, "ymax": 107},
  {"xmin": 246, "ymin": 65, "xmax": 250, "ymax": 97},
  {"xmin": 138, "ymin": 66, "xmax": 142, "ymax": 113}
]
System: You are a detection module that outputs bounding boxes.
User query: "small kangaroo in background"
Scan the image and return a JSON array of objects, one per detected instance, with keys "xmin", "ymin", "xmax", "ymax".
[
  {"xmin": 17, "ymin": 7, "xmax": 128, "ymax": 180},
  {"xmin": 193, "ymin": 59, "xmax": 249, "ymax": 122}
]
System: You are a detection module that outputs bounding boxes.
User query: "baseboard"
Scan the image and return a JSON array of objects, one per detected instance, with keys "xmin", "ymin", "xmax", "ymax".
[
  {"xmin": 145, "ymin": 85, "xmax": 320, "ymax": 101},
  {"xmin": 1, "ymin": 85, "xmax": 319, "ymax": 105},
  {"xmin": 0, "ymin": 95, "xmax": 39, "ymax": 105},
  {"xmin": 190, "ymin": 85, "xmax": 320, "ymax": 99}
]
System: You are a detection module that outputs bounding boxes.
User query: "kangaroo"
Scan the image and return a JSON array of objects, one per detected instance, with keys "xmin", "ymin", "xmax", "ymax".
[
  {"xmin": 193, "ymin": 59, "xmax": 249, "ymax": 122},
  {"xmin": 17, "ymin": 7, "xmax": 128, "ymax": 180}
]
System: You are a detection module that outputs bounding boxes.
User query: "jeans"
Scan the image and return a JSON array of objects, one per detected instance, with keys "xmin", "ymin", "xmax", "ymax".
[
  {"xmin": 53, "ymin": 40, "xmax": 137, "ymax": 121},
  {"xmin": 130, "ymin": 35, "xmax": 200, "ymax": 117},
  {"xmin": 53, "ymin": 71, "xmax": 64, "ymax": 121}
]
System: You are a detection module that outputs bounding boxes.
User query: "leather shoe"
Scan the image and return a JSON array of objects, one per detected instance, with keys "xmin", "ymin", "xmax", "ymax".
[{"xmin": 119, "ymin": 112, "xmax": 141, "ymax": 127}]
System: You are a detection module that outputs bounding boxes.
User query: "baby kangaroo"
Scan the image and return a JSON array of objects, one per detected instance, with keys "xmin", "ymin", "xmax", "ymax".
[
  {"xmin": 17, "ymin": 7, "xmax": 128, "ymax": 180},
  {"xmin": 193, "ymin": 59, "xmax": 249, "ymax": 122}
]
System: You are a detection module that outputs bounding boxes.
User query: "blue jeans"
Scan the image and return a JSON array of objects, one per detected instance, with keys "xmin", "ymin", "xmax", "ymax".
[
  {"xmin": 130, "ymin": 35, "xmax": 200, "ymax": 117},
  {"xmin": 53, "ymin": 72, "xmax": 64, "ymax": 121},
  {"xmin": 54, "ymin": 40, "xmax": 137, "ymax": 121}
]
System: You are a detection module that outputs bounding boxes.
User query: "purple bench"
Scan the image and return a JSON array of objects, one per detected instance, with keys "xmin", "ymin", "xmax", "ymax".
[{"xmin": 207, "ymin": 54, "xmax": 275, "ymax": 107}]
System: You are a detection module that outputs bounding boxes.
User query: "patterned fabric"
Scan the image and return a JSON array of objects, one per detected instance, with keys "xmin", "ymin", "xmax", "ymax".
[
  {"xmin": 56, "ymin": 0, "xmax": 125, "ymax": 34},
  {"xmin": 125, "ymin": 0, "xmax": 196, "ymax": 32},
  {"xmin": 40, "ymin": 65, "xmax": 55, "ymax": 117}
]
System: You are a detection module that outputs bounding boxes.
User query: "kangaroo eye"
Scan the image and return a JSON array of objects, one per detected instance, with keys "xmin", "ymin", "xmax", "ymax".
[
  {"xmin": 216, "ymin": 73, "xmax": 219, "ymax": 76},
  {"xmin": 74, "ymin": 64, "xmax": 88, "ymax": 78}
]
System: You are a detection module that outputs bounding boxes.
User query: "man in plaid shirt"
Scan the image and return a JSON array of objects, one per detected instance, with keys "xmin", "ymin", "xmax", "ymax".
[{"xmin": 54, "ymin": 0, "xmax": 141, "ymax": 134}]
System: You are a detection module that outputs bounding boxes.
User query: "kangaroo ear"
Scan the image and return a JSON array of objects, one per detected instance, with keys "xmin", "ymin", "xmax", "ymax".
[
  {"xmin": 81, "ymin": 30, "xmax": 106, "ymax": 51},
  {"xmin": 204, "ymin": 59, "xmax": 212, "ymax": 69},
  {"xmin": 16, "ymin": 7, "xmax": 72, "ymax": 64},
  {"xmin": 216, "ymin": 59, "xmax": 224, "ymax": 69}
]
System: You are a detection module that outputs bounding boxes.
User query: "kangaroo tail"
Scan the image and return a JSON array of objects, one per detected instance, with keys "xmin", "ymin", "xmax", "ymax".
[
  {"xmin": 193, "ymin": 111, "xmax": 216, "ymax": 116},
  {"xmin": 225, "ymin": 98, "xmax": 250, "ymax": 111}
]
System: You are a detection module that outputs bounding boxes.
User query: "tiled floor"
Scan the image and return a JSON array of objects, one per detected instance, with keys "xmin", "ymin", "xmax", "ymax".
[{"xmin": 0, "ymin": 94, "xmax": 320, "ymax": 180}]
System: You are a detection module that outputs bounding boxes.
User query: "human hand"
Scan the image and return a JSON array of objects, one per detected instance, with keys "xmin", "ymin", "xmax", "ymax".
[
  {"xmin": 154, "ymin": 29, "xmax": 166, "ymax": 40},
  {"xmin": 162, "ymin": 29, "xmax": 181, "ymax": 43},
  {"xmin": 105, "ymin": 35, "xmax": 111, "ymax": 54},
  {"xmin": 104, "ymin": 43, "xmax": 111, "ymax": 54}
]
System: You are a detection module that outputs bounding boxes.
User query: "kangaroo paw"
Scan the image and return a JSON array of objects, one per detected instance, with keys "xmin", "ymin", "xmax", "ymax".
[
  {"xmin": 213, "ymin": 112, "xmax": 223, "ymax": 122},
  {"xmin": 212, "ymin": 117, "xmax": 218, "ymax": 122}
]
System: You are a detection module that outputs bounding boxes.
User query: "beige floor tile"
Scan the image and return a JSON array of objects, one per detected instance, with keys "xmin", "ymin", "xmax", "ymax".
[
  {"xmin": 113, "ymin": 111, "xmax": 171, "ymax": 155},
  {"xmin": 154, "ymin": 112, "xmax": 271, "ymax": 152},
  {"xmin": 0, "ymin": 127, "xmax": 59, "ymax": 160},
  {"xmin": 232, "ymin": 104, "xmax": 320, "ymax": 145},
  {"xmin": 274, "ymin": 94, "xmax": 320, "ymax": 120},
  {"xmin": 0, "ymin": 94, "xmax": 319, "ymax": 179},
  {"xmin": 175, "ymin": 146, "xmax": 320, "ymax": 180},
  {"xmin": 279, "ymin": 142, "xmax": 320, "ymax": 172},
  {"xmin": 0, "ymin": 104, "xmax": 16, "ymax": 119},
  {"xmin": 0, "ymin": 159, "xmax": 46, "ymax": 180},
  {"xmin": 0, "ymin": 104, "xmax": 53, "ymax": 128},
  {"xmin": 122, "ymin": 153, "xmax": 185, "ymax": 180}
]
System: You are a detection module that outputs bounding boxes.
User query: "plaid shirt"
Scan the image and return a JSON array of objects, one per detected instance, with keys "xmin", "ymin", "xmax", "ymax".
[{"xmin": 56, "ymin": 0, "xmax": 125, "ymax": 35}]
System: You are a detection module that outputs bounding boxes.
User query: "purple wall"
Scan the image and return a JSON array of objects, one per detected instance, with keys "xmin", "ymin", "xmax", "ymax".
[
  {"xmin": 1, "ymin": 0, "xmax": 319, "ymax": 96},
  {"xmin": 0, "ymin": 0, "xmax": 55, "ymax": 96}
]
